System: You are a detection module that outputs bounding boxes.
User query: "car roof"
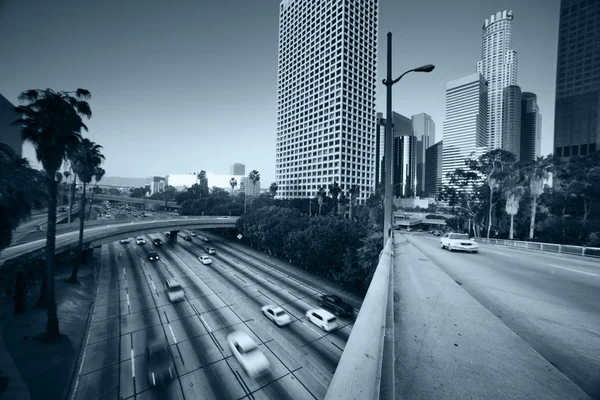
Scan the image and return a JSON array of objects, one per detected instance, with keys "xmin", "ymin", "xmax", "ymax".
[
  {"xmin": 309, "ymin": 308, "xmax": 336, "ymax": 319},
  {"xmin": 228, "ymin": 331, "xmax": 257, "ymax": 351},
  {"xmin": 166, "ymin": 279, "xmax": 181, "ymax": 287},
  {"xmin": 149, "ymin": 251, "xmax": 157, "ymax": 255}
]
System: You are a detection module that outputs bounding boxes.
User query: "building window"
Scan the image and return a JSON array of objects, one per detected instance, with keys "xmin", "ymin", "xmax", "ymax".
[
  {"xmin": 580, "ymin": 144, "xmax": 588, "ymax": 156},
  {"xmin": 590, "ymin": 143, "xmax": 596, "ymax": 153},
  {"xmin": 572, "ymin": 145, "xmax": 579, "ymax": 156},
  {"xmin": 556, "ymin": 147, "xmax": 563, "ymax": 157},
  {"xmin": 564, "ymin": 146, "xmax": 571, "ymax": 157}
]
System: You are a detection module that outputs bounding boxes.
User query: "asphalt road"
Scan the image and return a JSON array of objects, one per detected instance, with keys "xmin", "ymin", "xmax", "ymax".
[
  {"xmin": 72, "ymin": 233, "xmax": 354, "ymax": 400},
  {"xmin": 405, "ymin": 232, "xmax": 600, "ymax": 400}
]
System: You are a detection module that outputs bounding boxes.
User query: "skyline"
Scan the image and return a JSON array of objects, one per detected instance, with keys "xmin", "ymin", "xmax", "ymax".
[{"xmin": 0, "ymin": 0, "xmax": 560, "ymax": 184}]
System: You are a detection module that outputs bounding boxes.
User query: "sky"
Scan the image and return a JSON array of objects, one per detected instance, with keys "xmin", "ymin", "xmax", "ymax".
[{"xmin": 0, "ymin": 0, "xmax": 560, "ymax": 185}]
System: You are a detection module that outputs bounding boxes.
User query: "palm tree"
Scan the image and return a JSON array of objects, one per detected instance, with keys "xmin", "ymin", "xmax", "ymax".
[
  {"xmin": 504, "ymin": 177, "xmax": 525, "ymax": 240},
  {"xmin": 197, "ymin": 171, "xmax": 208, "ymax": 197},
  {"xmin": 14, "ymin": 88, "xmax": 91, "ymax": 341},
  {"xmin": 269, "ymin": 182, "xmax": 278, "ymax": 198},
  {"xmin": 337, "ymin": 192, "xmax": 349, "ymax": 217},
  {"xmin": 248, "ymin": 170, "xmax": 260, "ymax": 203},
  {"xmin": 328, "ymin": 182, "xmax": 341, "ymax": 215},
  {"xmin": 87, "ymin": 167, "xmax": 106, "ymax": 220},
  {"xmin": 70, "ymin": 138, "xmax": 104, "ymax": 283},
  {"xmin": 229, "ymin": 177, "xmax": 238, "ymax": 195},
  {"xmin": 349, "ymin": 184, "xmax": 360, "ymax": 220},
  {"xmin": 524, "ymin": 156, "xmax": 552, "ymax": 240},
  {"xmin": 317, "ymin": 186, "xmax": 326, "ymax": 215}
]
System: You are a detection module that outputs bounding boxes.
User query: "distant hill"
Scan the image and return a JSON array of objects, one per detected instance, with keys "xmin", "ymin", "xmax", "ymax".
[{"xmin": 98, "ymin": 176, "xmax": 147, "ymax": 187}]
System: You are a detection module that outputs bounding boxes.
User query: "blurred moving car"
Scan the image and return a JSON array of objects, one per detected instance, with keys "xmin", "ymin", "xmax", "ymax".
[
  {"xmin": 318, "ymin": 294, "xmax": 353, "ymax": 317},
  {"xmin": 227, "ymin": 331, "xmax": 270, "ymax": 378},
  {"xmin": 153, "ymin": 238, "xmax": 163, "ymax": 246},
  {"xmin": 136, "ymin": 237, "xmax": 146, "ymax": 245},
  {"xmin": 198, "ymin": 256, "xmax": 212, "ymax": 265},
  {"xmin": 165, "ymin": 279, "xmax": 184, "ymax": 302},
  {"xmin": 182, "ymin": 235, "xmax": 192, "ymax": 241},
  {"xmin": 440, "ymin": 233, "xmax": 478, "ymax": 253},
  {"xmin": 205, "ymin": 247, "xmax": 216, "ymax": 255},
  {"xmin": 190, "ymin": 231, "xmax": 197, "ymax": 237},
  {"xmin": 119, "ymin": 238, "xmax": 130, "ymax": 244},
  {"xmin": 146, "ymin": 339, "xmax": 175, "ymax": 386},
  {"xmin": 148, "ymin": 251, "xmax": 160, "ymax": 261},
  {"xmin": 261, "ymin": 305, "xmax": 292, "ymax": 327},
  {"xmin": 305, "ymin": 309, "xmax": 339, "ymax": 332}
]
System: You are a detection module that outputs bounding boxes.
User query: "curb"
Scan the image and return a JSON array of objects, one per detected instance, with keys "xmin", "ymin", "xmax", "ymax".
[{"xmin": 62, "ymin": 248, "xmax": 103, "ymax": 400}]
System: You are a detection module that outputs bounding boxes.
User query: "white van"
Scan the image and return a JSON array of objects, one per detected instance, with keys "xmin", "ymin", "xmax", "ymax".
[
  {"xmin": 305, "ymin": 309, "xmax": 339, "ymax": 332},
  {"xmin": 165, "ymin": 279, "xmax": 184, "ymax": 302}
]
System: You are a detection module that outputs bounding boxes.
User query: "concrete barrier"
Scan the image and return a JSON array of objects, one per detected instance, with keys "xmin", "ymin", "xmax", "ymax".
[{"xmin": 325, "ymin": 238, "xmax": 394, "ymax": 400}]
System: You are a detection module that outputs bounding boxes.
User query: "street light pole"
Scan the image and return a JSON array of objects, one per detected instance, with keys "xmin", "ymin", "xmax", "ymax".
[{"xmin": 381, "ymin": 31, "xmax": 435, "ymax": 247}]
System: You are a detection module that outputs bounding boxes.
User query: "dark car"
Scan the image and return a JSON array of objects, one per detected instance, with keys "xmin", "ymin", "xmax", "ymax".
[
  {"xmin": 165, "ymin": 232, "xmax": 171, "ymax": 238},
  {"xmin": 146, "ymin": 340, "xmax": 175, "ymax": 386},
  {"xmin": 182, "ymin": 235, "xmax": 192, "ymax": 241},
  {"xmin": 148, "ymin": 251, "xmax": 160, "ymax": 261},
  {"xmin": 318, "ymin": 294, "xmax": 353, "ymax": 317},
  {"xmin": 202, "ymin": 236, "xmax": 211, "ymax": 243},
  {"xmin": 153, "ymin": 238, "xmax": 163, "ymax": 246}
]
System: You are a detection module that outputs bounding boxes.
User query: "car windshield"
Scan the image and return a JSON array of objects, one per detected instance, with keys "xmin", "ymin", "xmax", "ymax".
[{"xmin": 449, "ymin": 234, "xmax": 469, "ymax": 240}]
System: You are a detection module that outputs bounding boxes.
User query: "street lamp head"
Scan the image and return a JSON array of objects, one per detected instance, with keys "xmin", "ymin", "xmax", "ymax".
[{"xmin": 414, "ymin": 64, "xmax": 435, "ymax": 73}]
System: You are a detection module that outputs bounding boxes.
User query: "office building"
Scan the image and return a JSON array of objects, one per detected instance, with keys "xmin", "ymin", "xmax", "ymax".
[
  {"xmin": 392, "ymin": 114, "xmax": 415, "ymax": 197},
  {"xmin": 412, "ymin": 113, "xmax": 435, "ymax": 197},
  {"xmin": 0, "ymin": 94, "xmax": 22, "ymax": 157},
  {"xmin": 425, "ymin": 141, "xmax": 443, "ymax": 198},
  {"xmin": 477, "ymin": 10, "xmax": 518, "ymax": 151},
  {"xmin": 502, "ymin": 85, "xmax": 522, "ymax": 159},
  {"xmin": 375, "ymin": 112, "xmax": 386, "ymax": 191},
  {"xmin": 240, "ymin": 176, "xmax": 261, "ymax": 196},
  {"xmin": 165, "ymin": 174, "xmax": 198, "ymax": 191},
  {"xmin": 442, "ymin": 73, "xmax": 488, "ymax": 188},
  {"xmin": 146, "ymin": 176, "xmax": 166, "ymax": 195},
  {"xmin": 275, "ymin": 0, "xmax": 379, "ymax": 203},
  {"xmin": 521, "ymin": 92, "xmax": 542, "ymax": 163},
  {"xmin": 230, "ymin": 163, "xmax": 245, "ymax": 176},
  {"xmin": 554, "ymin": 0, "xmax": 600, "ymax": 159}
]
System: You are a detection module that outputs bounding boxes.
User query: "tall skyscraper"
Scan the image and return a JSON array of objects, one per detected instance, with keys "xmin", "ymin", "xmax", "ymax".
[
  {"xmin": 392, "ymin": 114, "xmax": 415, "ymax": 197},
  {"xmin": 477, "ymin": 10, "xmax": 518, "ymax": 152},
  {"xmin": 521, "ymin": 92, "xmax": 542, "ymax": 163},
  {"xmin": 554, "ymin": 0, "xmax": 600, "ymax": 159},
  {"xmin": 0, "ymin": 94, "xmax": 22, "ymax": 157},
  {"xmin": 502, "ymin": 85, "xmax": 522, "ymax": 159},
  {"xmin": 442, "ymin": 73, "xmax": 488, "ymax": 187},
  {"xmin": 375, "ymin": 112, "xmax": 386, "ymax": 192},
  {"xmin": 230, "ymin": 163, "xmax": 245, "ymax": 176},
  {"xmin": 425, "ymin": 141, "xmax": 443, "ymax": 198},
  {"xmin": 275, "ymin": 0, "xmax": 378, "ymax": 203},
  {"xmin": 412, "ymin": 113, "xmax": 435, "ymax": 197}
]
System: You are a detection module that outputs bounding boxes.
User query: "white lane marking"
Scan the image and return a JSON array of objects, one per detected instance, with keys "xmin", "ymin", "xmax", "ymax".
[
  {"xmin": 301, "ymin": 321, "xmax": 321, "ymax": 336},
  {"xmin": 122, "ymin": 268, "xmax": 126, "ymax": 277},
  {"xmin": 151, "ymin": 281, "xmax": 157, "ymax": 290},
  {"xmin": 549, "ymin": 264, "xmax": 598, "ymax": 276},
  {"xmin": 131, "ymin": 349, "xmax": 135, "ymax": 377},
  {"xmin": 168, "ymin": 324, "xmax": 177, "ymax": 343},
  {"xmin": 200, "ymin": 315, "xmax": 211, "ymax": 332},
  {"xmin": 126, "ymin": 293, "xmax": 130, "ymax": 307}
]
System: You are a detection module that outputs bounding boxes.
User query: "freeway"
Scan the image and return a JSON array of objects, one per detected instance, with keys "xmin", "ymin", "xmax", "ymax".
[
  {"xmin": 405, "ymin": 232, "xmax": 600, "ymax": 400},
  {"xmin": 73, "ymin": 232, "xmax": 355, "ymax": 399}
]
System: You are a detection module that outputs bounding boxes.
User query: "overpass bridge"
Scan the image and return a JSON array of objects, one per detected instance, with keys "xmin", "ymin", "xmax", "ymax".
[{"xmin": 92, "ymin": 193, "xmax": 182, "ymax": 208}]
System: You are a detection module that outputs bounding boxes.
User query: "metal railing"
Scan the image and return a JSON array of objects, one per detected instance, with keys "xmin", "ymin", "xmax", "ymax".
[
  {"xmin": 473, "ymin": 238, "xmax": 600, "ymax": 258},
  {"xmin": 325, "ymin": 238, "xmax": 394, "ymax": 400}
]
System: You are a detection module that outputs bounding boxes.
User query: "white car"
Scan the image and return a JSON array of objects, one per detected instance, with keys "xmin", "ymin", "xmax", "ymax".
[
  {"xmin": 198, "ymin": 256, "xmax": 212, "ymax": 265},
  {"xmin": 305, "ymin": 309, "xmax": 339, "ymax": 332},
  {"xmin": 227, "ymin": 331, "xmax": 270, "ymax": 378},
  {"xmin": 165, "ymin": 279, "xmax": 185, "ymax": 302},
  {"xmin": 119, "ymin": 238, "xmax": 130, "ymax": 244},
  {"xmin": 190, "ymin": 232, "xmax": 197, "ymax": 237},
  {"xmin": 136, "ymin": 237, "xmax": 146, "ymax": 245},
  {"xmin": 440, "ymin": 233, "xmax": 479, "ymax": 253},
  {"xmin": 261, "ymin": 305, "xmax": 292, "ymax": 326}
]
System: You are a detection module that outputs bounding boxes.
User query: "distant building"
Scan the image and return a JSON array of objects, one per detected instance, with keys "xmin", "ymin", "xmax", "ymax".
[
  {"xmin": 0, "ymin": 93, "xmax": 22, "ymax": 157},
  {"xmin": 240, "ymin": 176, "xmax": 261, "ymax": 196},
  {"xmin": 520, "ymin": 92, "xmax": 542, "ymax": 163},
  {"xmin": 553, "ymin": 0, "xmax": 600, "ymax": 160},
  {"xmin": 442, "ymin": 73, "xmax": 488, "ymax": 188},
  {"xmin": 425, "ymin": 141, "xmax": 443, "ymax": 198},
  {"xmin": 230, "ymin": 163, "xmax": 245, "ymax": 176},
  {"xmin": 502, "ymin": 85, "xmax": 522, "ymax": 159},
  {"xmin": 412, "ymin": 113, "xmax": 435, "ymax": 197},
  {"xmin": 146, "ymin": 176, "xmax": 166, "ymax": 195},
  {"xmin": 165, "ymin": 174, "xmax": 197, "ymax": 191},
  {"xmin": 392, "ymin": 114, "xmax": 416, "ymax": 198}
]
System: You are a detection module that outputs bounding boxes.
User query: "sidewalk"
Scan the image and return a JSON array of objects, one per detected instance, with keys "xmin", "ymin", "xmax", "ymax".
[
  {"xmin": 392, "ymin": 234, "xmax": 592, "ymax": 400},
  {"xmin": 0, "ymin": 253, "xmax": 99, "ymax": 400}
]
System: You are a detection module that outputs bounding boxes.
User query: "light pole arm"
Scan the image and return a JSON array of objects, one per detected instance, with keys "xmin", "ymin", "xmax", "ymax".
[{"xmin": 382, "ymin": 69, "xmax": 415, "ymax": 87}]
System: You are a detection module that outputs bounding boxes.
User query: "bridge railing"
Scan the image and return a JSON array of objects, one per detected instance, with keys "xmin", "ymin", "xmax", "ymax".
[
  {"xmin": 325, "ymin": 238, "xmax": 394, "ymax": 400},
  {"xmin": 473, "ymin": 237, "xmax": 600, "ymax": 258}
]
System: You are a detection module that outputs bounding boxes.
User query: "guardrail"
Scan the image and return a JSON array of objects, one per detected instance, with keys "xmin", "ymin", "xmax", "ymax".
[
  {"xmin": 325, "ymin": 238, "xmax": 394, "ymax": 400},
  {"xmin": 473, "ymin": 238, "xmax": 600, "ymax": 258}
]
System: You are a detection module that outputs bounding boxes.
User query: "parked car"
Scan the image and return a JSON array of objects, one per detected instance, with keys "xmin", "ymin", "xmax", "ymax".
[
  {"xmin": 227, "ymin": 331, "xmax": 270, "ymax": 378},
  {"xmin": 153, "ymin": 238, "xmax": 162, "ymax": 246},
  {"xmin": 305, "ymin": 309, "xmax": 339, "ymax": 332},
  {"xmin": 165, "ymin": 279, "xmax": 185, "ymax": 302},
  {"xmin": 148, "ymin": 251, "xmax": 159, "ymax": 261},
  {"xmin": 136, "ymin": 237, "xmax": 146, "ymax": 245},
  {"xmin": 146, "ymin": 339, "xmax": 175, "ymax": 386},
  {"xmin": 261, "ymin": 305, "xmax": 292, "ymax": 326},
  {"xmin": 198, "ymin": 256, "xmax": 212, "ymax": 265},
  {"xmin": 318, "ymin": 294, "xmax": 353, "ymax": 317},
  {"xmin": 440, "ymin": 233, "xmax": 478, "ymax": 253},
  {"xmin": 205, "ymin": 247, "xmax": 216, "ymax": 255}
]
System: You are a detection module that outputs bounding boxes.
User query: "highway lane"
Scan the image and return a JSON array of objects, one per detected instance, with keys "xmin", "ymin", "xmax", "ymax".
[
  {"xmin": 74, "ymin": 237, "xmax": 337, "ymax": 400},
  {"xmin": 406, "ymin": 232, "xmax": 600, "ymax": 400}
]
